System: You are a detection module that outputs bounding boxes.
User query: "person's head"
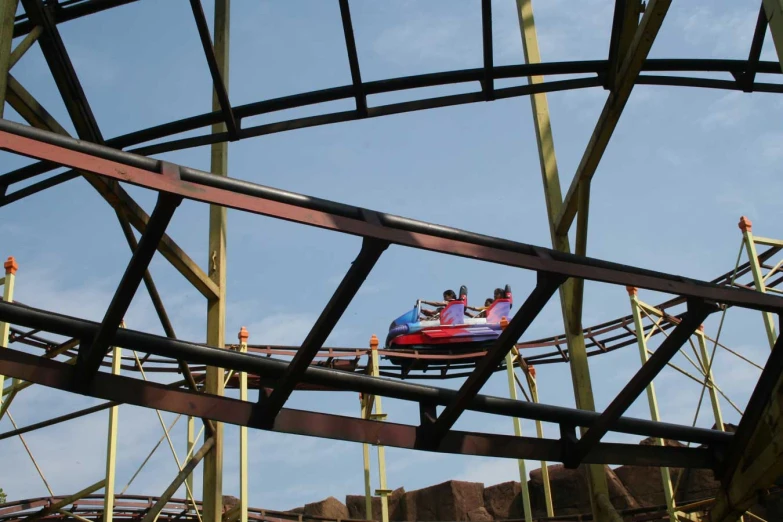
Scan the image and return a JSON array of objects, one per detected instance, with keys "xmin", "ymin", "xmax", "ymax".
[
  {"xmin": 494, "ymin": 288, "xmax": 504, "ymax": 300},
  {"xmin": 443, "ymin": 289, "xmax": 457, "ymax": 301},
  {"xmin": 484, "ymin": 298, "xmax": 493, "ymax": 307}
]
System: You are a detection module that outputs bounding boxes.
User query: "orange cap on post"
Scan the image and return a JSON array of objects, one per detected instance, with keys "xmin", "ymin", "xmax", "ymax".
[
  {"xmin": 4, "ymin": 257, "xmax": 17, "ymax": 275},
  {"xmin": 626, "ymin": 286, "xmax": 637, "ymax": 296},
  {"xmin": 529, "ymin": 364, "xmax": 536, "ymax": 379},
  {"xmin": 739, "ymin": 216, "xmax": 752, "ymax": 233},
  {"xmin": 698, "ymin": 324, "xmax": 704, "ymax": 332},
  {"xmin": 370, "ymin": 334, "xmax": 379, "ymax": 350},
  {"xmin": 238, "ymin": 326, "xmax": 249, "ymax": 343}
]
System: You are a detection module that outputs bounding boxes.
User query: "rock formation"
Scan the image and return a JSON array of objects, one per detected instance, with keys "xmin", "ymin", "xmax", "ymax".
[{"xmin": 286, "ymin": 426, "xmax": 778, "ymax": 521}]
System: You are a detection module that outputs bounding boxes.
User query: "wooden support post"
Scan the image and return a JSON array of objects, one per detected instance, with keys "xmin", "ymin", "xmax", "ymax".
[
  {"xmin": 145, "ymin": 437, "xmax": 216, "ymax": 522},
  {"xmin": 763, "ymin": 0, "xmax": 783, "ymax": 73},
  {"xmin": 103, "ymin": 337, "xmax": 122, "ymax": 522},
  {"xmin": 696, "ymin": 326, "xmax": 725, "ymax": 432},
  {"xmin": 370, "ymin": 335, "xmax": 390, "ymax": 522},
  {"xmin": 739, "ymin": 217, "xmax": 777, "ymax": 349},
  {"xmin": 0, "ymin": 0, "xmax": 18, "ymax": 118},
  {"xmin": 0, "ymin": 257, "xmax": 18, "ymax": 411},
  {"xmin": 186, "ymin": 415, "xmax": 196, "ymax": 497},
  {"xmin": 522, "ymin": 362, "xmax": 554, "ymax": 518},
  {"xmin": 9, "ymin": 25, "xmax": 43, "ymax": 69},
  {"xmin": 203, "ymin": 1, "xmax": 230, "ymax": 520},
  {"xmin": 504, "ymin": 340, "xmax": 533, "ymax": 522},
  {"xmin": 514, "ymin": 1, "xmax": 613, "ymax": 519},
  {"xmin": 360, "ymin": 389, "xmax": 373, "ymax": 520},
  {"xmin": 627, "ymin": 288, "xmax": 676, "ymax": 521},
  {"xmin": 238, "ymin": 327, "xmax": 249, "ymax": 522}
]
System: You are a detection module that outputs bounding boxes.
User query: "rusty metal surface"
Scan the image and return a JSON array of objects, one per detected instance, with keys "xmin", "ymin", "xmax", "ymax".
[
  {"xmin": 0, "ymin": 494, "xmax": 371, "ymax": 522},
  {"xmin": 6, "ymin": 243, "xmax": 778, "ymax": 382},
  {"xmin": 0, "ymin": 344, "xmax": 718, "ymax": 467}
]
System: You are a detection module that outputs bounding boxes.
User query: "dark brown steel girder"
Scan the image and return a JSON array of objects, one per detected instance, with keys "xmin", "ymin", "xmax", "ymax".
[
  {"xmin": 0, "ymin": 346, "xmax": 716, "ymax": 468},
  {"xmin": 75, "ymin": 191, "xmax": 183, "ymax": 386},
  {"xmin": 254, "ymin": 238, "xmax": 389, "ymax": 425},
  {"xmin": 0, "ymin": 119, "xmax": 781, "ymax": 316},
  {"xmin": 421, "ymin": 273, "xmax": 565, "ymax": 448},
  {"xmin": 19, "ymin": 0, "xmax": 104, "ymax": 142},
  {"xmin": 564, "ymin": 299, "xmax": 719, "ymax": 467},
  {"xmin": 187, "ymin": 0, "xmax": 238, "ymax": 138},
  {"xmin": 338, "ymin": 0, "xmax": 367, "ymax": 116},
  {"xmin": 0, "ymin": 298, "xmax": 734, "ymax": 446},
  {"xmin": 2, "ymin": 59, "xmax": 781, "ymax": 190},
  {"xmin": 13, "ymin": 0, "xmax": 139, "ymax": 37}
]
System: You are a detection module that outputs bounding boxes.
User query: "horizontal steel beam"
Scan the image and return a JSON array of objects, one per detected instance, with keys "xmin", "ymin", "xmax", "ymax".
[
  {"xmin": 2, "ymin": 59, "xmax": 780, "ymax": 183},
  {"xmin": 0, "ymin": 346, "xmax": 716, "ymax": 468},
  {"xmin": 0, "ymin": 120, "xmax": 781, "ymax": 315},
  {"xmin": 0, "ymin": 299, "xmax": 734, "ymax": 445}
]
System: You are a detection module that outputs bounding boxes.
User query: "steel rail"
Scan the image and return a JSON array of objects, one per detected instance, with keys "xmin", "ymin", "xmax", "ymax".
[
  {"xmin": 0, "ymin": 299, "xmax": 732, "ymax": 446},
  {"xmin": 0, "ymin": 344, "xmax": 719, "ymax": 467},
  {"xmin": 1, "ymin": 120, "xmax": 782, "ymax": 316},
  {"xmin": 2, "ymin": 59, "xmax": 782, "ymax": 188}
]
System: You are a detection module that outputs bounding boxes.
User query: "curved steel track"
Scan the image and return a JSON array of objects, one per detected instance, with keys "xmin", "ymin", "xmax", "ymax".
[{"xmin": 9, "ymin": 242, "xmax": 779, "ymax": 383}]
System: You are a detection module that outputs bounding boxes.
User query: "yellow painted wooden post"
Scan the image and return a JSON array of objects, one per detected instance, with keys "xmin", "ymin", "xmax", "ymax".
[
  {"xmin": 627, "ymin": 287, "xmax": 676, "ymax": 521},
  {"xmin": 0, "ymin": 257, "xmax": 18, "ymax": 409},
  {"xmin": 187, "ymin": 416, "xmax": 196, "ymax": 498},
  {"xmin": 523, "ymin": 363, "xmax": 554, "ymax": 518},
  {"xmin": 104, "ymin": 323, "xmax": 123, "ymax": 522},
  {"xmin": 360, "ymin": 389, "xmax": 373, "ymax": 519},
  {"xmin": 238, "ymin": 327, "xmax": 249, "ymax": 522},
  {"xmin": 696, "ymin": 326, "xmax": 725, "ymax": 432},
  {"xmin": 369, "ymin": 335, "xmax": 390, "ymax": 522},
  {"xmin": 204, "ymin": 1, "xmax": 230, "ymax": 519},
  {"xmin": 0, "ymin": 0, "xmax": 19, "ymax": 118},
  {"xmin": 502, "ymin": 319, "xmax": 533, "ymax": 522},
  {"xmin": 514, "ymin": 1, "xmax": 613, "ymax": 518},
  {"xmin": 739, "ymin": 217, "xmax": 777, "ymax": 349}
]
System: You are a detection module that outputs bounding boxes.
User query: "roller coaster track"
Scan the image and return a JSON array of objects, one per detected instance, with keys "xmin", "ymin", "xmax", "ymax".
[
  {"xmin": 0, "ymin": 494, "xmax": 369, "ymax": 522},
  {"xmin": 9, "ymin": 243, "xmax": 779, "ymax": 383},
  {"xmin": 0, "ymin": 493, "xmax": 729, "ymax": 522}
]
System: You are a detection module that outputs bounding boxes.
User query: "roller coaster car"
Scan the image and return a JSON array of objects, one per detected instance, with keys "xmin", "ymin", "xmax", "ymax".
[{"xmin": 385, "ymin": 285, "xmax": 513, "ymax": 354}]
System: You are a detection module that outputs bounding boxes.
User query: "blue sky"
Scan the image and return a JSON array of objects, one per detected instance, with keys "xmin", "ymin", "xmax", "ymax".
[{"xmin": 1, "ymin": 0, "xmax": 782, "ymax": 512}]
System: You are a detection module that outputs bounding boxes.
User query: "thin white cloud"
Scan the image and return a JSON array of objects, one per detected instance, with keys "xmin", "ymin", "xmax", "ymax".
[
  {"xmin": 676, "ymin": 6, "xmax": 758, "ymax": 58},
  {"xmin": 373, "ymin": 13, "xmax": 480, "ymax": 67},
  {"xmin": 699, "ymin": 92, "xmax": 756, "ymax": 130}
]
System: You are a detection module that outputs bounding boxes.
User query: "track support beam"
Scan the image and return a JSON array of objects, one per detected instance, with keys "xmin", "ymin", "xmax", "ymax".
[
  {"xmin": 566, "ymin": 299, "xmax": 717, "ymax": 467},
  {"xmin": 203, "ymin": 1, "xmax": 230, "ymax": 520},
  {"xmin": 763, "ymin": 0, "xmax": 783, "ymax": 73},
  {"xmin": 627, "ymin": 287, "xmax": 676, "ymax": 521},
  {"xmin": 0, "ymin": 0, "xmax": 18, "ymax": 119},
  {"xmin": 554, "ymin": 0, "xmax": 671, "ymax": 237},
  {"xmin": 75, "ymin": 192, "xmax": 182, "ymax": 385},
  {"xmin": 514, "ymin": 1, "xmax": 615, "ymax": 519},
  {"xmin": 255, "ymin": 238, "xmax": 388, "ymax": 425},
  {"xmin": 711, "ymin": 324, "xmax": 783, "ymax": 522},
  {"xmin": 421, "ymin": 272, "xmax": 564, "ymax": 447}
]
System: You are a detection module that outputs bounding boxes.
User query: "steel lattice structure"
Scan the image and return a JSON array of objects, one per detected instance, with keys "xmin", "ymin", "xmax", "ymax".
[{"xmin": 1, "ymin": 1, "xmax": 783, "ymax": 522}]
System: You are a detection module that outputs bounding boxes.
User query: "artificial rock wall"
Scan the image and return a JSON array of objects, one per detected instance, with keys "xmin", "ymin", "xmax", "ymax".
[{"xmin": 284, "ymin": 430, "xmax": 783, "ymax": 521}]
